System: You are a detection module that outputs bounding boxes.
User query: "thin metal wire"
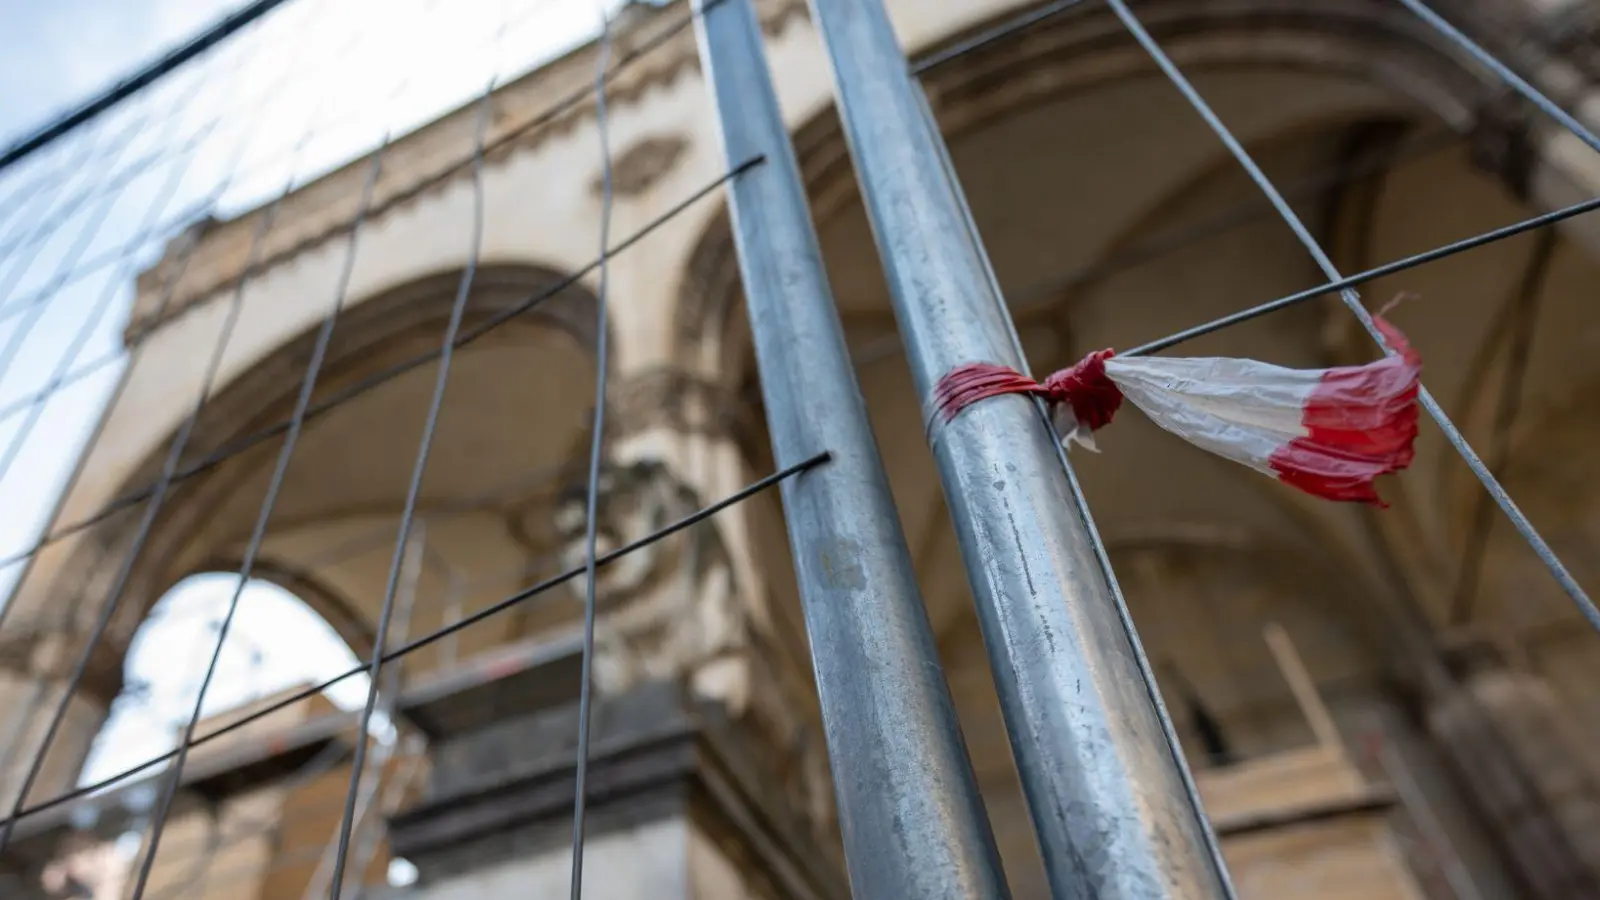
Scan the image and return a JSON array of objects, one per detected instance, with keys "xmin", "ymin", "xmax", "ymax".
[
  {"xmin": 1394, "ymin": 0, "xmax": 1600, "ymax": 156},
  {"xmin": 0, "ymin": 199, "xmax": 203, "ymax": 331},
  {"xmin": 0, "ymin": 54, "xmax": 245, "ymax": 806},
  {"xmin": 121, "ymin": 2, "xmax": 445, "ymax": 893},
  {"xmin": 0, "ymin": 0, "xmax": 349, "ymax": 853},
  {"xmin": 0, "ymin": 350, "xmax": 122, "ymax": 427},
  {"xmin": 0, "ymin": 5, "xmax": 753, "ymax": 571},
  {"xmin": 1105, "ymin": 10, "xmax": 1600, "ymax": 886},
  {"xmin": 1104, "ymin": 0, "xmax": 1600, "ymax": 631},
  {"xmin": 846, "ymin": 125, "xmax": 1461, "ymax": 368},
  {"xmin": 0, "ymin": 0, "xmax": 297, "ymax": 173},
  {"xmin": 307, "ymin": 523, "xmax": 427, "ymax": 900},
  {"xmin": 909, "ymin": 0, "xmax": 1088, "ymax": 75},
  {"xmin": 0, "ymin": 108, "xmax": 166, "ymax": 398},
  {"xmin": 0, "ymin": 83, "xmax": 179, "ymax": 291},
  {"xmin": 1122, "ymin": 192, "xmax": 1600, "ymax": 357},
  {"xmin": 0, "ymin": 156, "xmax": 71, "ymax": 237},
  {"xmin": 0, "ymin": 38, "xmax": 254, "ymax": 488},
  {"xmin": 0, "ymin": 134, "xmax": 214, "ymax": 288},
  {"xmin": 0, "ymin": 0, "xmax": 566, "ymax": 301},
  {"xmin": 324, "ymin": 6, "xmax": 508, "ymax": 892},
  {"xmin": 913, "ymin": 86, "xmax": 1241, "ymax": 900},
  {"xmin": 0, "ymin": 452, "xmax": 826, "ymax": 834},
  {"xmin": 571, "ymin": 3, "xmax": 615, "ymax": 896},
  {"xmin": 0, "ymin": 2, "xmax": 571, "ymax": 434},
  {"xmin": 1449, "ymin": 229, "xmax": 1554, "ymax": 625},
  {"xmin": 0, "ymin": 157, "xmax": 763, "ymax": 574},
  {"xmin": 0, "ymin": 103, "xmax": 158, "ymax": 274},
  {"xmin": 138, "ymin": 726, "xmax": 356, "ymax": 900},
  {"xmin": 0, "ymin": 0, "xmax": 335, "ymax": 648}
]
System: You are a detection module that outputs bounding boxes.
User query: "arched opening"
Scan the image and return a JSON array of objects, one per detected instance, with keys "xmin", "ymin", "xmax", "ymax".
[
  {"xmin": 14, "ymin": 263, "xmax": 609, "ymax": 897},
  {"xmin": 52, "ymin": 574, "xmax": 390, "ymax": 900},
  {"xmin": 79, "ymin": 573, "xmax": 368, "ymax": 788},
  {"xmin": 678, "ymin": 7, "xmax": 1600, "ymax": 894},
  {"xmin": 54, "ymin": 264, "xmax": 608, "ymax": 693}
]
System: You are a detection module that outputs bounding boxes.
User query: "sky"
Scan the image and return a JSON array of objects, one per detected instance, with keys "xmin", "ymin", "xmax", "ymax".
[{"xmin": 0, "ymin": 0, "xmax": 622, "ymax": 846}]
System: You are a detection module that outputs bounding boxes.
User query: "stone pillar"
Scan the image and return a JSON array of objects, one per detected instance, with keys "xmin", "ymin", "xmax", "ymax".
[
  {"xmin": 547, "ymin": 364, "xmax": 837, "ymax": 844},
  {"xmin": 387, "ymin": 680, "xmax": 846, "ymax": 900},
  {"xmin": 1425, "ymin": 641, "xmax": 1600, "ymax": 899}
]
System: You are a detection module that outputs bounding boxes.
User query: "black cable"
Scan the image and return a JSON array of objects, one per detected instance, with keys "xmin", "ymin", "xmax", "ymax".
[
  {"xmin": 319, "ymin": 9, "xmax": 503, "ymax": 897},
  {"xmin": 1106, "ymin": 0, "xmax": 1596, "ymax": 626},
  {"xmin": 0, "ymin": 0, "xmax": 337, "ymax": 645},
  {"xmin": 909, "ymin": 0, "xmax": 1089, "ymax": 75},
  {"xmin": 0, "ymin": 39, "xmax": 252, "ymax": 489},
  {"xmin": 1449, "ymin": 229, "xmax": 1555, "ymax": 625},
  {"xmin": 1108, "ymin": 3, "xmax": 1598, "ymax": 887},
  {"xmin": 0, "ymin": 157, "xmax": 763, "ymax": 574},
  {"xmin": 1121, "ymin": 193, "xmax": 1600, "ymax": 357},
  {"xmin": 0, "ymin": 1, "xmax": 350, "ymax": 852},
  {"xmin": 0, "ymin": 0, "xmax": 296, "ymax": 173},
  {"xmin": 119, "ymin": 3, "xmax": 437, "ymax": 888},
  {"xmin": 0, "ymin": 453, "xmax": 826, "ymax": 833}
]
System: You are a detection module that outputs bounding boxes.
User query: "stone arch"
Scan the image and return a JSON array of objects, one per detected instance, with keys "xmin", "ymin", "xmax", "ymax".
[
  {"xmin": 77, "ymin": 571, "xmax": 366, "ymax": 787},
  {"xmin": 666, "ymin": 0, "xmax": 1598, "ymax": 675},
  {"xmin": 46, "ymin": 263, "xmax": 610, "ymax": 704},
  {"xmin": 672, "ymin": 0, "xmax": 1519, "ymax": 374}
]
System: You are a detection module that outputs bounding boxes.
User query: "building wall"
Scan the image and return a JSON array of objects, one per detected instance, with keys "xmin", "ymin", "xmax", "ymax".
[{"xmin": 4, "ymin": 0, "xmax": 1600, "ymax": 897}]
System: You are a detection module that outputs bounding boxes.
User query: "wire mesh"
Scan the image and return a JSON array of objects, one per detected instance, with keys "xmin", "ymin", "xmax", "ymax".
[{"xmin": 0, "ymin": 0, "xmax": 1594, "ymax": 898}]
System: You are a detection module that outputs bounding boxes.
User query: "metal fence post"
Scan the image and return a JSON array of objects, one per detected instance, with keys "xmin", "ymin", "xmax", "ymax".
[
  {"xmin": 803, "ymin": 0, "xmax": 1232, "ymax": 897},
  {"xmin": 692, "ymin": 2, "xmax": 1012, "ymax": 898}
]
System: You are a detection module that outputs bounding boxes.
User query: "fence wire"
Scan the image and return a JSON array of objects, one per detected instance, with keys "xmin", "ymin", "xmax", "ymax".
[{"xmin": 0, "ymin": 0, "xmax": 1595, "ymax": 898}]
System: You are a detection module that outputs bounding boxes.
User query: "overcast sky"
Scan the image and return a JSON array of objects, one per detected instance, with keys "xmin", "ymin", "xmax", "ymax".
[{"xmin": 0, "ymin": 0, "xmax": 617, "ymax": 801}]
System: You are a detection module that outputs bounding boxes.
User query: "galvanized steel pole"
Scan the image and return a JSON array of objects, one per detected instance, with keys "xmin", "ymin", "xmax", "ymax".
[
  {"xmin": 805, "ymin": 0, "xmax": 1232, "ymax": 897},
  {"xmin": 692, "ymin": 2, "xmax": 1011, "ymax": 898}
]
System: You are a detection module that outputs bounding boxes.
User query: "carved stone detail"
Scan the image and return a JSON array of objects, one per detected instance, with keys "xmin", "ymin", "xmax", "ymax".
[
  {"xmin": 603, "ymin": 365, "xmax": 765, "ymax": 457},
  {"xmin": 552, "ymin": 458, "xmax": 748, "ymax": 711},
  {"xmin": 594, "ymin": 134, "xmax": 689, "ymax": 198}
]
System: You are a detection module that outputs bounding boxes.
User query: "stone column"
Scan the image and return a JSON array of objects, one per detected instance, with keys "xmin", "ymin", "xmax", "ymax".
[{"xmin": 546, "ymin": 364, "xmax": 837, "ymax": 845}]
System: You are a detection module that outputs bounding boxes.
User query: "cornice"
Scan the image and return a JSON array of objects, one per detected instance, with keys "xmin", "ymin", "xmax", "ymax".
[{"xmin": 126, "ymin": 0, "xmax": 811, "ymax": 347}]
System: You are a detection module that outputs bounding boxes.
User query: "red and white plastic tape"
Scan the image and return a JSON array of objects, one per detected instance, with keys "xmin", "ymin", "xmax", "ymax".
[{"xmin": 927, "ymin": 312, "xmax": 1422, "ymax": 507}]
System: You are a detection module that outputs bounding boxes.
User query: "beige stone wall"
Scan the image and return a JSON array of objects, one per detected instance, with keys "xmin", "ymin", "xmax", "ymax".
[{"xmin": 6, "ymin": 0, "xmax": 1600, "ymax": 896}]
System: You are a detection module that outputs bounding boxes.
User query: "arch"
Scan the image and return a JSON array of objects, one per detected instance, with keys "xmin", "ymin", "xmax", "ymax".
[
  {"xmin": 672, "ymin": 0, "xmax": 1507, "ymax": 371},
  {"xmin": 665, "ymin": 1, "xmax": 1599, "ymax": 688},
  {"xmin": 78, "ymin": 572, "xmax": 366, "ymax": 788},
  {"xmin": 53, "ymin": 263, "xmax": 608, "ymax": 692}
]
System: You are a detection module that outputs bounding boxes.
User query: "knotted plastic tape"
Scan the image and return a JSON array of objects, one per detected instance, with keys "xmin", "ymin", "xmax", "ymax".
[{"xmin": 925, "ymin": 310, "xmax": 1422, "ymax": 507}]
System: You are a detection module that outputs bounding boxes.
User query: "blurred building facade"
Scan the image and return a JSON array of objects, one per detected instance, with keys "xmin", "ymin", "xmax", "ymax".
[{"xmin": 3, "ymin": 0, "xmax": 1600, "ymax": 897}]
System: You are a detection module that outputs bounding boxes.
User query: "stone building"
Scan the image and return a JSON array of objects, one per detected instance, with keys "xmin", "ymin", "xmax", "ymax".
[{"xmin": 2, "ymin": 0, "xmax": 1600, "ymax": 897}]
